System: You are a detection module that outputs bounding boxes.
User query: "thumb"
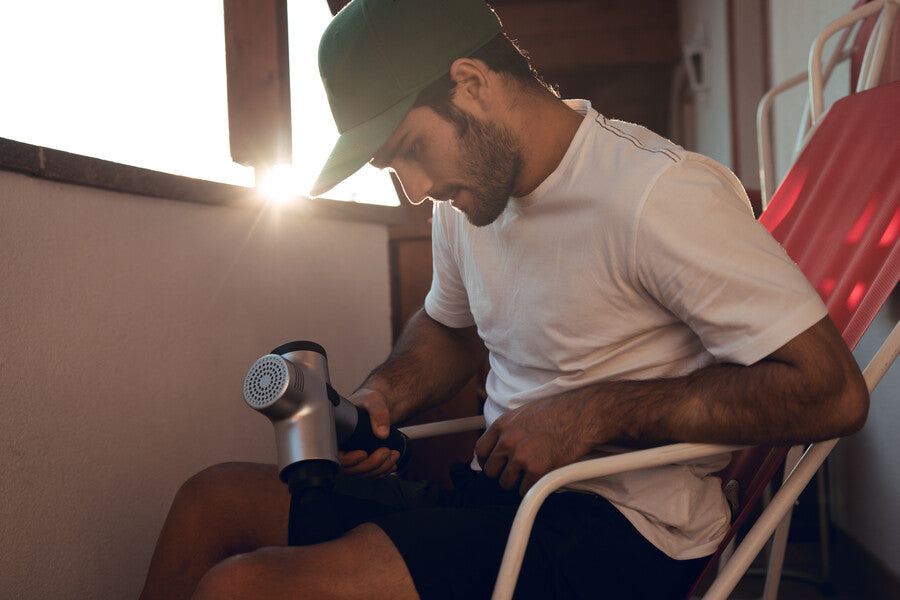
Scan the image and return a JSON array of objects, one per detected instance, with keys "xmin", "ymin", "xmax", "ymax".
[
  {"xmin": 366, "ymin": 401, "xmax": 391, "ymax": 439},
  {"xmin": 352, "ymin": 387, "xmax": 391, "ymax": 439}
]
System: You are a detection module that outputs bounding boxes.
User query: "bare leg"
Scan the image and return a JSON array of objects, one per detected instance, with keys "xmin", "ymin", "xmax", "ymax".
[
  {"xmin": 139, "ymin": 462, "xmax": 418, "ymax": 600},
  {"xmin": 139, "ymin": 462, "xmax": 289, "ymax": 600},
  {"xmin": 191, "ymin": 523, "xmax": 418, "ymax": 600}
]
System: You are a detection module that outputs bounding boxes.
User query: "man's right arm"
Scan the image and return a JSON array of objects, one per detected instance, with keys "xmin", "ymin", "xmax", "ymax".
[{"xmin": 341, "ymin": 307, "xmax": 487, "ymax": 476}]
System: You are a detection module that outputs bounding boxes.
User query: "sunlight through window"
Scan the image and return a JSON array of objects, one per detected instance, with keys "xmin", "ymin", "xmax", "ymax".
[
  {"xmin": 0, "ymin": 0, "xmax": 253, "ymax": 187},
  {"xmin": 0, "ymin": 0, "xmax": 400, "ymax": 206},
  {"xmin": 287, "ymin": 1, "xmax": 399, "ymax": 206}
]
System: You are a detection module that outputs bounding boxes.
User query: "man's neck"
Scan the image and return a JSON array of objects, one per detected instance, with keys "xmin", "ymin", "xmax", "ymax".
[{"xmin": 509, "ymin": 95, "xmax": 584, "ymax": 197}]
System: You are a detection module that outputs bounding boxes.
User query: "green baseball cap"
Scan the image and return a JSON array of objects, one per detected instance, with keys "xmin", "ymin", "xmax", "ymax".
[{"xmin": 310, "ymin": 0, "xmax": 502, "ymax": 197}]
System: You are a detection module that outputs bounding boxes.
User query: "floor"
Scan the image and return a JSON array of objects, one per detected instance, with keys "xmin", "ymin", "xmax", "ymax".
[
  {"xmin": 698, "ymin": 543, "xmax": 860, "ymax": 600},
  {"xmin": 692, "ymin": 537, "xmax": 882, "ymax": 600},
  {"xmin": 691, "ymin": 472, "xmax": 898, "ymax": 600}
]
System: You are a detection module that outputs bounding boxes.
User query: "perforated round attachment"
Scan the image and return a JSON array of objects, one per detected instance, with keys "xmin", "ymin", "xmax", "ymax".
[{"xmin": 243, "ymin": 354, "xmax": 291, "ymax": 409}]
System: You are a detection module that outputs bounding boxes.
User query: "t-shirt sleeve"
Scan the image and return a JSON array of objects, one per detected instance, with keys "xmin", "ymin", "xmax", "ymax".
[
  {"xmin": 634, "ymin": 154, "xmax": 828, "ymax": 365},
  {"xmin": 424, "ymin": 202, "xmax": 477, "ymax": 328}
]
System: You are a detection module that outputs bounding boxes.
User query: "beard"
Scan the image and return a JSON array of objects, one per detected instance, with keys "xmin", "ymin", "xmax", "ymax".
[{"xmin": 455, "ymin": 113, "xmax": 523, "ymax": 227}]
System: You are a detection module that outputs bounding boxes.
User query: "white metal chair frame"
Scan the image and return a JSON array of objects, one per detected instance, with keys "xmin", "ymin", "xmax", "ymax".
[{"xmin": 757, "ymin": 0, "xmax": 899, "ymax": 209}]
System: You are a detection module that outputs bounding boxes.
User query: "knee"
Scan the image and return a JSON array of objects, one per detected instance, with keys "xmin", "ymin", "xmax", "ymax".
[
  {"xmin": 167, "ymin": 464, "xmax": 219, "ymax": 523},
  {"xmin": 191, "ymin": 551, "xmax": 265, "ymax": 600},
  {"xmin": 176, "ymin": 463, "xmax": 243, "ymax": 506},
  {"xmin": 168, "ymin": 462, "xmax": 264, "ymax": 534}
]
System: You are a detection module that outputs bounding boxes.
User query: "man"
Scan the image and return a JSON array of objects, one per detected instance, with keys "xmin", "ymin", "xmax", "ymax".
[{"xmin": 140, "ymin": 1, "xmax": 868, "ymax": 599}]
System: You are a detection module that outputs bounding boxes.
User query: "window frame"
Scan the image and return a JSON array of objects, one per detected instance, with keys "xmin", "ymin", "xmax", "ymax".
[{"xmin": 0, "ymin": 137, "xmax": 402, "ymax": 225}]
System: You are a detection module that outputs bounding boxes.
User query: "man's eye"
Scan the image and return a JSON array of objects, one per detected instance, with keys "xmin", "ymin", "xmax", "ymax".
[{"xmin": 404, "ymin": 143, "xmax": 421, "ymax": 160}]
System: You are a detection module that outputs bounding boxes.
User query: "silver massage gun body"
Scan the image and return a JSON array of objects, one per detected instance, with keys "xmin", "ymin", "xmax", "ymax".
[{"xmin": 242, "ymin": 341, "xmax": 411, "ymax": 482}]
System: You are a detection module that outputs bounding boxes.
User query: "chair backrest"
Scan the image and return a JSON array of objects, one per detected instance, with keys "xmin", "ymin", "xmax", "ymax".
[
  {"xmin": 851, "ymin": 0, "xmax": 900, "ymax": 89},
  {"xmin": 759, "ymin": 79, "xmax": 900, "ymax": 348},
  {"xmin": 687, "ymin": 79, "xmax": 900, "ymax": 599}
]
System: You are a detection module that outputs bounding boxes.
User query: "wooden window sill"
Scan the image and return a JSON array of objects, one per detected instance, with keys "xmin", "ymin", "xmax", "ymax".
[{"xmin": 0, "ymin": 137, "xmax": 403, "ymax": 226}]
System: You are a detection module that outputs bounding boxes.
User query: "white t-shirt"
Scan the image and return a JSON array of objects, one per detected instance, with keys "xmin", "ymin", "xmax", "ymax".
[{"xmin": 424, "ymin": 100, "xmax": 828, "ymax": 559}]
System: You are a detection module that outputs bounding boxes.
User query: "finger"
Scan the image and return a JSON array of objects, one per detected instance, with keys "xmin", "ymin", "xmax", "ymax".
[
  {"xmin": 372, "ymin": 451, "xmax": 401, "ymax": 478},
  {"xmin": 474, "ymin": 427, "xmax": 499, "ymax": 469},
  {"xmin": 339, "ymin": 450, "xmax": 368, "ymax": 469},
  {"xmin": 481, "ymin": 444, "xmax": 509, "ymax": 481},
  {"xmin": 519, "ymin": 470, "xmax": 541, "ymax": 496},
  {"xmin": 347, "ymin": 447, "xmax": 393, "ymax": 477},
  {"xmin": 497, "ymin": 457, "xmax": 523, "ymax": 491},
  {"xmin": 366, "ymin": 448, "xmax": 397, "ymax": 477},
  {"xmin": 340, "ymin": 450, "xmax": 378, "ymax": 475}
]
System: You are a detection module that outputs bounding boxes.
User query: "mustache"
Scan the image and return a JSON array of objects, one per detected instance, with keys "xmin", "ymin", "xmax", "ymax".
[{"xmin": 428, "ymin": 188, "xmax": 461, "ymax": 202}]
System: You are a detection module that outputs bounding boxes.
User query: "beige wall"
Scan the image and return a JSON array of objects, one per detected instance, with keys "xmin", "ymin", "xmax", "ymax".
[
  {"xmin": 834, "ymin": 299, "xmax": 900, "ymax": 581},
  {"xmin": 0, "ymin": 170, "xmax": 393, "ymax": 598},
  {"xmin": 677, "ymin": 0, "xmax": 733, "ymax": 169},
  {"xmin": 767, "ymin": 0, "xmax": 853, "ymax": 185}
]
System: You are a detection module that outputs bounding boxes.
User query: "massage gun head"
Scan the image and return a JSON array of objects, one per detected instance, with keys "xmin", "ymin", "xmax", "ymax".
[
  {"xmin": 242, "ymin": 353, "xmax": 304, "ymax": 418},
  {"xmin": 243, "ymin": 341, "xmax": 332, "ymax": 415},
  {"xmin": 242, "ymin": 341, "xmax": 341, "ymax": 476}
]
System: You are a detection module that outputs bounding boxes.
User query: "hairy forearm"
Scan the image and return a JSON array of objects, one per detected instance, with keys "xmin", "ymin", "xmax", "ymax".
[
  {"xmin": 579, "ymin": 364, "xmax": 841, "ymax": 447},
  {"xmin": 358, "ymin": 308, "xmax": 487, "ymax": 424},
  {"xmin": 567, "ymin": 319, "xmax": 869, "ymax": 448}
]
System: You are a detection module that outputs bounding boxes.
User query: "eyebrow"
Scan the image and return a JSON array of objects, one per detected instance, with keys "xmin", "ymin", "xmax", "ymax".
[{"xmin": 370, "ymin": 132, "xmax": 409, "ymax": 170}]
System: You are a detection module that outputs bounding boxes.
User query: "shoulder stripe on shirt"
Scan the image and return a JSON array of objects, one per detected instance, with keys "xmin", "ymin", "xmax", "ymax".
[{"xmin": 594, "ymin": 115, "xmax": 679, "ymax": 163}]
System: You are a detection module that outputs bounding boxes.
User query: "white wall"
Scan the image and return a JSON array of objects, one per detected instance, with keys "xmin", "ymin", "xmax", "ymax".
[
  {"xmin": 768, "ymin": 0, "xmax": 852, "ymax": 185},
  {"xmin": 832, "ymin": 299, "xmax": 900, "ymax": 580},
  {"xmin": 0, "ymin": 170, "xmax": 393, "ymax": 599},
  {"xmin": 678, "ymin": 0, "xmax": 733, "ymax": 169}
]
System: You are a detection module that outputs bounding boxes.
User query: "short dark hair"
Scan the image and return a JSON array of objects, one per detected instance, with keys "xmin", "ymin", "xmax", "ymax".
[{"xmin": 413, "ymin": 33, "xmax": 558, "ymax": 134}]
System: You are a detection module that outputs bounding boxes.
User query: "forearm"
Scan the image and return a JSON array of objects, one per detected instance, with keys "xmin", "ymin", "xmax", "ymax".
[
  {"xmin": 359, "ymin": 308, "xmax": 487, "ymax": 424},
  {"xmin": 567, "ymin": 318, "xmax": 869, "ymax": 447}
]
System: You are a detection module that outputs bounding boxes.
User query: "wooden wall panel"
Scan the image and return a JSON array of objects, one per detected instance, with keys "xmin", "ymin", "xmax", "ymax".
[{"xmin": 496, "ymin": 0, "xmax": 679, "ymax": 69}]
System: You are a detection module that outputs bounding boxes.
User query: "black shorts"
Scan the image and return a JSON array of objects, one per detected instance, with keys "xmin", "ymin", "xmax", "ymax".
[{"xmin": 328, "ymin": 464, "xmax": 709, "ymax": 600}]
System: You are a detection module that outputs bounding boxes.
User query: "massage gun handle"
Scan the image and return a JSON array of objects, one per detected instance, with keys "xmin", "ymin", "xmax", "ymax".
[{"xmin": 340, "ymin": 404, "xmax": 412, "ymax": 469}]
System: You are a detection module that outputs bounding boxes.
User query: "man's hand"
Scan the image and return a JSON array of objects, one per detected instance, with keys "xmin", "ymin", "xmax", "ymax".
[
  {"xmin": 339, "ymin": 387, "xmax": 401, "ymax": 478},
  {"xmin": 475, "ymin": 393, "xmax": 596, "ymax": 495}
]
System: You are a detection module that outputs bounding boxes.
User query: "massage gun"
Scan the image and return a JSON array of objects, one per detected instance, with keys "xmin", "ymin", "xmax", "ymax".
[{"xmin": 242, "ymin": 340, "xmax": 411, "ymax": 544}]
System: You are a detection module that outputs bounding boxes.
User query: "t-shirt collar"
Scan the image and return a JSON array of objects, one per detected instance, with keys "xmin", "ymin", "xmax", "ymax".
[{"xmin": 512, "ymin": 99, "xmax": 596, "ymax": 209}]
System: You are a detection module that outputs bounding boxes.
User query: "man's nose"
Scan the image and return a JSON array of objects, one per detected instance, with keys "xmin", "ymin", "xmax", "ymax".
[{"xmin": 392, "ymin": 165, "xmax": 433, "ymax": 206}]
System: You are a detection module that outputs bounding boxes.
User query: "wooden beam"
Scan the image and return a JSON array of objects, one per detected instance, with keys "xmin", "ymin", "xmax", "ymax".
[
  {"xmin": 223, "ymin": 0, "xmax": 292, "ymax": 167},
  {"xmin": 497, "ymin": 0, "xmax": 679, "ymax": 69}
]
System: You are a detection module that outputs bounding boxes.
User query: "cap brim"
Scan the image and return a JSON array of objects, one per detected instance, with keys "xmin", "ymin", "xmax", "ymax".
[{"xmin": 310, "ymin": 94, "xmax": 418, "ymax": 197}]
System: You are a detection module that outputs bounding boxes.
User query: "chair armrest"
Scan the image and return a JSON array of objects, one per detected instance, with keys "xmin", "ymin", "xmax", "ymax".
[
  {"xmin": 399, "ymin": 415, "xmax": 486, "ymax": 440},
  {"xmin": 491, "ymin": 442, "xmax": 744, "ymax": 600},
  {"xmin": 398, "ymin": 415, "xmax": 743, "ymax": 600}
]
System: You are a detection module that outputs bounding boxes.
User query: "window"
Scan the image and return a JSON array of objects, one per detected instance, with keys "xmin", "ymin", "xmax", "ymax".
[
  {"xmin": 286, "ymin": 0, "xmax": 399, "ymax": 206},
  {"xmin": 0, "ymin": 0, "xmax": 400, "ymax": 207},
  {"xmin": 0, "ymin": 0, "xmax": 253, "ymax": 187}
]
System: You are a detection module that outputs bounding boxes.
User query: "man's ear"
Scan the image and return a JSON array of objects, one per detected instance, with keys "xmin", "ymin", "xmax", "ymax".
[{"xmin": 448, "ymin": 58, "xmax": 493, "ymax": 113}]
